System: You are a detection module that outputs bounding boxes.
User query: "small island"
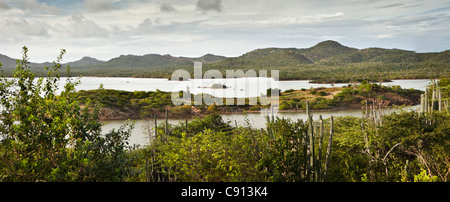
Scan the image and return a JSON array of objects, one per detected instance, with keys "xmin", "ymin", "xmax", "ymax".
[{"xmin": 197, "ymin": 83, "xmax": 229, "ymax": 89}]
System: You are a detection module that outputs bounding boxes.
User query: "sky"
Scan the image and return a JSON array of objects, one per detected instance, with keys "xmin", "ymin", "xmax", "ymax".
[{"xmin": 0, "ymin": 0, "xmax": 450, "ymax": 63}]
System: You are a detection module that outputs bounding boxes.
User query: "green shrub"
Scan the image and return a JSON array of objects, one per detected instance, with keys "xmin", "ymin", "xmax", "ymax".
[{"xmin": 0, "ymin": 47, "xmax": 134, "ymax": 182}]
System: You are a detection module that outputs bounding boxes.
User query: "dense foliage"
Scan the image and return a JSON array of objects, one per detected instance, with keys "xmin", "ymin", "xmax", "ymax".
[{"xmin": 0, "ymin": 47, "xmax": 135, "ymax": 182}]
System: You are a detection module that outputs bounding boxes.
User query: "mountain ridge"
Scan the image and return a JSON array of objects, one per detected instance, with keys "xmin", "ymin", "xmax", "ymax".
[
  {"xmin": 0, "ymin": 40, "xmax": 449, "ymax": 81},
  {"xmin": 1, "ymin": 40, "xmax": 449, "ymax": 69}
]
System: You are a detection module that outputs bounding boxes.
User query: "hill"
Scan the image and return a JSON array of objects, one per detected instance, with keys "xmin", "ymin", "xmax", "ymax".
[
  {"xmin": 0, "ymin": 54, "xmax": 17, "ymax": 70},
  {"xmin": 0, "ymin": 40, "xmax": 449, "ymax": 81},
  {"xmin": 66, "ymin": 56, "xmax": 104, "ymax": 67}
]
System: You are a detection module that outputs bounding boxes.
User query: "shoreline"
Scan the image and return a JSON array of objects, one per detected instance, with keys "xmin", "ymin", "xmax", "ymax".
[
  {"xmin": 99, "ymin": 104, "xmax": 418, "ymax": 121},
  {"xmin": 34, "ymin": 75, "xmax": 436, "ymax": 83}
]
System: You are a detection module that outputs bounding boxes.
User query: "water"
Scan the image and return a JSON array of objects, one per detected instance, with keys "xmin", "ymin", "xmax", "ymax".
[
  {"xmin": 53, "ymin": 77, "xmax": 431, "ymax": 97},
  {"xmin": 2, "ymin": 77, "xmax": 433, "ymax": 95},
  {"xmin": 102, "ymin": 105, "xmax": 419, "ymax": 146}
]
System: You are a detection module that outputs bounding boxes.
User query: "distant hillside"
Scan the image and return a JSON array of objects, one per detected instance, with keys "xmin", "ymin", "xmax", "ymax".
[
  {"xmin": 0, "ymin": 54, "xmax": 17, "ymax": 69},
  {"xmin": 0, "ymin": 40, "xmax": 449, "ymax": 81},
  {"xmin": 66, "ymin": 57, "xmax": 104, "ymax": 67},
  {"xmin": 205, "ymin": 40, "xmax": 449, "ymax": 81}
]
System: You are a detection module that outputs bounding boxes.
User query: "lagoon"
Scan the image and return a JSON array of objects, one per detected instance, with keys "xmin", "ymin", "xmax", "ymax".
[{"xmin": 56, "ymin": 77, "xmax": 431, "ymax": 97}]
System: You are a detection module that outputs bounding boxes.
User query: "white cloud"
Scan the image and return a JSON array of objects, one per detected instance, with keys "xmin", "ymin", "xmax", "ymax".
[{"xmin": 375, "ymin": 34, "xmax": 395, "ymax": 39}]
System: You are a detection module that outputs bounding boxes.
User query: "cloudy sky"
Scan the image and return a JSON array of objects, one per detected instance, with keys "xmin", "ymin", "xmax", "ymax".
[{"xmin": 1, "ymin": 0, "xmax": 450, "ymax": 62}]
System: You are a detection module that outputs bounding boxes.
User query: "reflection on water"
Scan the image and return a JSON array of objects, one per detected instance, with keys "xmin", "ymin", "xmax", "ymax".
[{"xmin": 102, "ymin": 105, "xmax": 419, "ymax": 147}]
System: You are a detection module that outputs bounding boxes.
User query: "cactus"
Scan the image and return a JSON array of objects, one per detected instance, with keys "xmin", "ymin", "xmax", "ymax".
[
  {"xmin": 302, "ymin": 101, "xmax": 335, "ymax": 182},
  {"xmin": 420, "ymin": 94, "xmax": 425, "ymax": 114},
  {"xmin": 323, "ymin": 115, "xmax": 333, "ymax": 182},
  {"xmin": 419, "ymin": 79, "xmax": 444, "ymax": 114},
  {"xmin": 154, "ymin": 114, "xmax": 158, "ymax": 139},
  {"xmin": 425, "ymin": 87, "xmax": 429, "ymax": 113},
  {"xmin": 165, "ymin": 108, "xmax": 169, "ymax": 142},
  {"xmin": 317, "ymin": 115, "xmax": 324, "ymax": 182},
  {"xmin": 309, "ymin": 118, "xmax": 315, "ymax": 181},
  {"xmin": 265, "ymin": 108, "xmax": 272, "ymax": 138},
  {"xmin": 185, "ymin": 119, "xmax": 188, "ymax": 134},
  {"xmin": 305, "ymin": 101, "xmax": 313, "ymax": 180}
]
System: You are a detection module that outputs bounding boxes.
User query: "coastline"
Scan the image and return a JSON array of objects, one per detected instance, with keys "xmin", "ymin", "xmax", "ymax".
[{"xmin": 98, "ymin": 103, "xmax": 416, "ymax": 121}]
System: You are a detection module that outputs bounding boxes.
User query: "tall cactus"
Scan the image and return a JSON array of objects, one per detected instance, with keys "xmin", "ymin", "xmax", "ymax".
[
  {"xmin": 154, "ymin": 114, "xmax": 158, "ymax": 139},
  {"xmin": 317, "ymin": 115, "xmax": 324, "ymax": 182},
  {"xmin": 185, "ymin": 119, "xmax": 188, "ymax": 134},
  {"xmin": 323, "ymin": 115, "xmax": 333, "ymax": 182},
  {"xmin": 419, "ymin": 79, "xmax": 443, "ymax": 114},
  {"xmin": 302, "ymin": 101, "xmax": 335, "ymax": 182},
  {"xmin": 305, "ymin": 101, "xmax": 314, "ymax": 180},
  {"xmin": 165, "ymin": 108, "xmax": 168, "ymax": 142}
]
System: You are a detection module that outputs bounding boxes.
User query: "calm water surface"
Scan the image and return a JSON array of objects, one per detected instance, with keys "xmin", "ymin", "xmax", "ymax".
[{"xmin": 56, "ymin": 77, "xmax": 431, "ymax": 97}]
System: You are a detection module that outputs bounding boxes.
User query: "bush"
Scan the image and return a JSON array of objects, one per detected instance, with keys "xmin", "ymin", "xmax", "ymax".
[
  {"xmin": 170, "ymin": 105, "xmax": 192, "ymax": 116},
  {"xmin": 0, "ymin": 47, "xmax": 134, "ymax": 182},
  {"xmin": 284, "ymin": 89, "xmax": 295, "ymax": 94},
  {"xmin": 318, "ymin": 91, "xmax": 328, "ymax": 96}
]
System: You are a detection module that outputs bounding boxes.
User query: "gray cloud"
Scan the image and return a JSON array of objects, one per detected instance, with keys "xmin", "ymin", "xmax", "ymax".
[
  {"xmin": 69, "ymin": 13, "xmax": 109, "ymax": 38},
  {"xmin": 84, "ymin": 0, "xmax": 117, "ymax": 12},
  {"xmin": 160, "ymin": 3, "xmax": 176, "ymax": 12},
  {"xmin": 0, "ymin": 0, "xmax": 10, "ymax": 10},
  {"xmin": 135, "ymin": 18, "xmax": 154, "ymax": 34},
  {"xmin": 196, "ymin": 0, "xmax": 222, "ymax": 13},
  {"xmin": 375, "ymin": 3, "xmax": 405, "ymax": 9},
  {"xmin": 0, "ymin": 18, "xmax": 50, "ymax": 37}
]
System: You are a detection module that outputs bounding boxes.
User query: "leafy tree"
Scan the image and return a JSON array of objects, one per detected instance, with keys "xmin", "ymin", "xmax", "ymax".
[{"xmin": 0, "ymin": 47, "xmax": 134, "ymax": 182}]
